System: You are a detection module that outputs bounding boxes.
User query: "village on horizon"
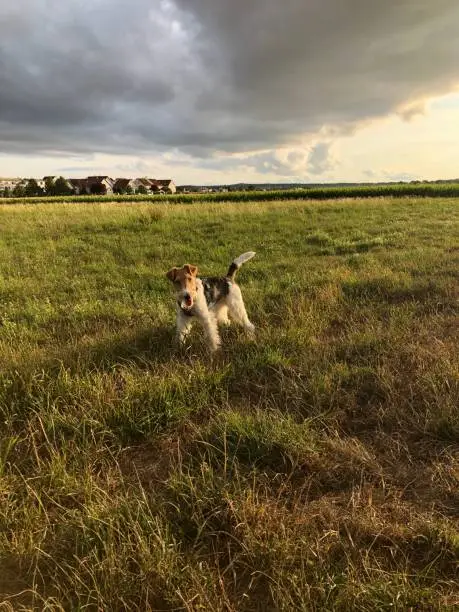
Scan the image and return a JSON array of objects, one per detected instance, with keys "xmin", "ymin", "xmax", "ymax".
[{"xmin": 0, "ymin": 175, "xmax": 178, "ymax": 196}]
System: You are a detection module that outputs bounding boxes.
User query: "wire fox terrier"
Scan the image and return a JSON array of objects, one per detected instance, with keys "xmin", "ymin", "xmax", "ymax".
[{"xmin": 166, "ymin": 252, "xmax": 256, "ymax": 352}]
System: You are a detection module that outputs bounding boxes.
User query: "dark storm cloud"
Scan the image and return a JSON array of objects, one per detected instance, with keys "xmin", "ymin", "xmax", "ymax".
[{"xmin": 1, "ymin": 0, "xmax": 459, "ymax": 169}]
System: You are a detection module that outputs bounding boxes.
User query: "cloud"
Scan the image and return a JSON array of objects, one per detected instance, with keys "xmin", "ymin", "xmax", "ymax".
[
  {"xmin": 363, "ymin": 169, "xmax": 419, "ymax": 182},
  {"xmin": 398, "ymin": 101, "xmax": 427, "ymax": 122},
  {"xmin": 176, "ymin": 142, "xmax": 336, "ymax": 180},
  {"xmin": 307, "ymin": 143, "xmax": 336, "ymax": 176},
  {"xmin": 1, "ymin": 0, "xmax": 459, "ymax": 166}
]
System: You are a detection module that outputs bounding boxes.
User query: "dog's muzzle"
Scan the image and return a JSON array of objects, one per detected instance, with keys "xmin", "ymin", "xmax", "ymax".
[
  {"xmin": 178, "ymin": 293, "xmax": 194, "ymax": 315},
  {"xmin": 178, "ymin": 301, "xmax": 194, "ymax": 317},
  {"xmin": 180, "ymin": 292, "xmax": 193, "ymax": 308}
]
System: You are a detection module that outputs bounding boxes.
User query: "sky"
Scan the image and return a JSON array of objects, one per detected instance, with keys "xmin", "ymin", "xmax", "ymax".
[{"xmin": 1, "ymin": 0, "xmax": 459, "ymax": 185}]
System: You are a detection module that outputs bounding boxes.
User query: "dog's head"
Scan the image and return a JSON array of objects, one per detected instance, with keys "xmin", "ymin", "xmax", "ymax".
[{"xmin": 166, "ymin": 264, "xmax": 199, "ymax": 309}]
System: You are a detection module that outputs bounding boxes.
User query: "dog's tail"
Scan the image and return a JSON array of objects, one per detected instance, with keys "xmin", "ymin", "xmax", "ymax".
[{"xmin": 226, "ymin": 251, "xmax": 256, "ymax": 280}]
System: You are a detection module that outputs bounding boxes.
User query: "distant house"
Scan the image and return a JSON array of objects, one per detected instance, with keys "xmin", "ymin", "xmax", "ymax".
[
  {"xmin": 136, "ymin": 178, "xmax": 154, "ymax": 192},
  {"xmin": 85, "ymin": 176, "xmax": 115, "ymax": 195},
  {"xmin": 0, "ymin": 178, "xmax": 22, "ymax": 190},
  {"xmin": 145, "ymin": 180, "xmax": 161, "ymax": 194},
  {"xmin": 114, "ymin": 178, "xmax": 156, "ymax": 193},
  {"xmin": 145, "ymin": 179, "xmax": 176, "ymax": 194},
  {"xmin": 156, "ymin": 179, "xmax": 176, "ymax": 194},
  {"xmin": 113, "ymin": 178, "xmax": 137, "ymax": 193},
  {"xmin": 69, "ymin": 178, "xmax": 88, "ymax": 195}
]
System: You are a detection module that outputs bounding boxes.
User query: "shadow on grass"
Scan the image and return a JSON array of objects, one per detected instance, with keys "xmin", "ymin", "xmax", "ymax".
[
  {"xmin": 342, "ymin": 278, "xmax": 457, "ymax": 310},
  {"xmin": 75, "ymin": 325, "xmax": 177, "ymax": 369},
  {"xmin": 28, "ymin": 324, "xmax": 178, "ymax": 375}
]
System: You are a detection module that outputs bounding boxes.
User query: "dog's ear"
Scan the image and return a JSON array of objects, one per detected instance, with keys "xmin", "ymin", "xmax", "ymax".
[
  {"xmin": 166, "ymin": 267, "xmax": 178, "ymax": 282},
  {"xmin": 183, "ymin": 264, "xmax": 198, "ymax": 276}
]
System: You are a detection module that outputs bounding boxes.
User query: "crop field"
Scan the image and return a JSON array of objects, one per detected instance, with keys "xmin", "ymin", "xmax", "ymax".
[
  {"xmin": 0, "ymin": 197, "xmax": 458, "ymax": 610},
  {"xmin": 3, "ymin": 181, "xmax": 459, "ymax": 206}
]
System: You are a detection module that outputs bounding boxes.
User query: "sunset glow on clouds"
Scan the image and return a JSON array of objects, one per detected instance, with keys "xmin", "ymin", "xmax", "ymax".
[{"xmin": 1, "ymin": 0, "xmax": 459, "ymax": 183}]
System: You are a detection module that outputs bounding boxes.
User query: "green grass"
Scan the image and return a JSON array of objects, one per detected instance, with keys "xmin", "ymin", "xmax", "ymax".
[{"xmin": 0, "ymin": 197, "xmax": 458, "ymax": 610}]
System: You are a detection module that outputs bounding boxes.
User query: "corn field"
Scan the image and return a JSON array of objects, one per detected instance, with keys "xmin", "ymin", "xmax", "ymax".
[{"xmin": 3, "ymin": 182, "xmax": 459, "ymax": 205}]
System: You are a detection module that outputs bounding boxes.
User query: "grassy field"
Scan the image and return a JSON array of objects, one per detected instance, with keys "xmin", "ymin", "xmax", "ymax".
[{"xmin": 0, "ymin": 197, "xmax": 458, "ymax": 610}]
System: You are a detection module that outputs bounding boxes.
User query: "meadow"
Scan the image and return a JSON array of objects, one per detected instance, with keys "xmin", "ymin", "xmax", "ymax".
[{"xmin": 0, "ymin": 197, "xmax": 458, "ymax": 610}]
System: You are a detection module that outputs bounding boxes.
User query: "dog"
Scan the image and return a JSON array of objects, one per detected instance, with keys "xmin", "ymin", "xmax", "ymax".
[{"xmin": 166, "ymin": 252, "xmax": 256, "ymax": 352}]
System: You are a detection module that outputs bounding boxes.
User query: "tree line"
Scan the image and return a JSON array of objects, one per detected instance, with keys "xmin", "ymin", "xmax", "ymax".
[{"xmin": 0, "ymin": 177, "xmax": 74, "ymax": 198}]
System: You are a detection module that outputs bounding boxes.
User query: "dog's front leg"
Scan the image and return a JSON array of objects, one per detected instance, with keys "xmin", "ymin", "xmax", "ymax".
[
  {"xmin": 176, "ymin": 311, "xmax": 193, "ymax": 346},
  {"xmin": 198, "ymin": 310, "xmax": 221, "ymax": 353}
]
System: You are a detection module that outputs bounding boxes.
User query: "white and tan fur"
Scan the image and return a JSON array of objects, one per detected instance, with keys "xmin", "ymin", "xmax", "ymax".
[{"xmin": 166, "ymin": 252, "xmax": 255, "ymax": 352}]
